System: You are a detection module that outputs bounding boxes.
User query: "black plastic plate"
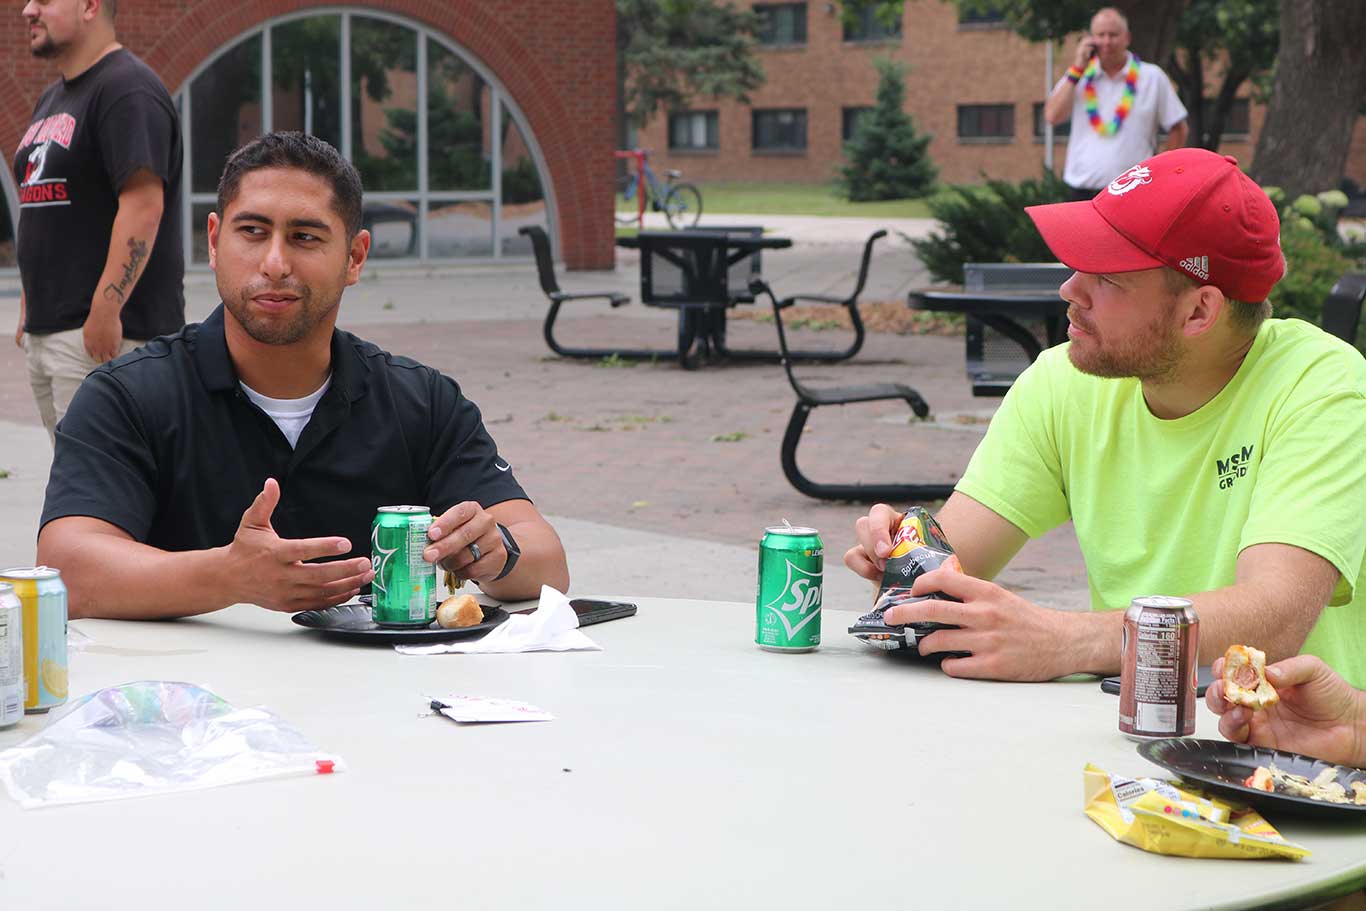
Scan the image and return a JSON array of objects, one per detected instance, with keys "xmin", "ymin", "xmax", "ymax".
[
  {"xmin": 291, "ymin": 601, "xmax": 509, "ymax": 645},
  {"xmin": 1136, "ymin": 738, "xmax": 1366, "ymax": 820}
]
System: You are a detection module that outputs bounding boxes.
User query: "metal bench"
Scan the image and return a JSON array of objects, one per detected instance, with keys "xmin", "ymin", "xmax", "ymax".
[{"xmin": 752, "ymin": 278, "xmax": 953, "ymax": 503}]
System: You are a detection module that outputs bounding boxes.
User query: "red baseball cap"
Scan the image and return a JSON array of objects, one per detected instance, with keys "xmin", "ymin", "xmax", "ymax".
[{"xmin": 1026, "ymin": 148, "xmax": 1284, "ymax": 302}]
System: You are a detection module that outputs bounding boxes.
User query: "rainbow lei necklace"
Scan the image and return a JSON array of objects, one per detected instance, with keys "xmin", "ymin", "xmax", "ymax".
[{"xmin": 1083, "ymin": 54, "xmax": 1140, "ymax": 136}]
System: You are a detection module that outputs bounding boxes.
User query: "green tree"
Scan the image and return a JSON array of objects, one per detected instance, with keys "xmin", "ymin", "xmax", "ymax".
[
  {"xmin": 910, "ymin": 170, "xmax": 1072, "ymax": 284},
  {"xmin": 1165, "ymin": 0, "xmax": 1278, "ymax": 151},
  {"xmin": 838, "ymin": 59, "xmax": 937, "ymax": 201},
  {"xmin": 616, "ymin": 0, "xmax": 766, "ymax": 150}
]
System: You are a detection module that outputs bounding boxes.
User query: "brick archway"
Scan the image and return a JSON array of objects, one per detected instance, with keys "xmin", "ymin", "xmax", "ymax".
[{"xmin": 3, "ymin": 1, "xmax": 615, "ymax": 268}]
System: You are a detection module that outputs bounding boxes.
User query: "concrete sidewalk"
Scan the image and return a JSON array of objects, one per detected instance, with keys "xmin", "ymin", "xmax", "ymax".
[{"xmin": 0, "ymin": 225, "xmax": 1088, "ymax": 618}]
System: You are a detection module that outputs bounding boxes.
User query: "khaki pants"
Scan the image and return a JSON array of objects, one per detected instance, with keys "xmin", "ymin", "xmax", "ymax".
[{"xmin": 23, "ymin": 328, "xmax": 145, "ymax": 445}]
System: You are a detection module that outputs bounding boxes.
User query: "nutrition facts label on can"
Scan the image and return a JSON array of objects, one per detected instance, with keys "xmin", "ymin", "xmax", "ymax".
[
  {"xmin": 0, "ymin": 612, "xmax": 21, "ymax": 725},
  {"xmin": 406, "ymin": 518, "xmax": 432, "ymax": 575},
  {"xmin": 1135, "ymin": 615, "xmax": 1180, "ymax": 732}
]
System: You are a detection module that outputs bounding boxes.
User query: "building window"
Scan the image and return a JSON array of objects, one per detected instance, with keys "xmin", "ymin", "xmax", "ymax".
[
  {"xmin": 843, "ymin": 6, "xmax": 902, "ymax": 42},
  {"xmin": 754, "ymin": 3, "xmax": 807, "ymax": 46},
  {"xmin": 177, "ymin": 11, "xmax": 553, "ymax": 263},
  {"xmin": 842, "ymin": 106, "xmax": 872, "ymax": 142},
  {"xmin": 958, "ymin": 4, "xmax": 1007, "ymax": 26},
  {"xmin": 752, "ymin": 108, "xmax": 807, "ymax": 152},
  {"xmin": 1032, "ymin": 102, "xmax": 1071, "ymax": 140},
  {"xmin": 669, "ymin": 111, "xmax": 719, "ymax": 151},
  {"xmin": 958, "ymin": 103, "xmax": 1014, "ymax": 142}
]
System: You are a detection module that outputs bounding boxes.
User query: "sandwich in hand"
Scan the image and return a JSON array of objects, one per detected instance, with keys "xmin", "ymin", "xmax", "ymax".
[{"xmin": 1223, "ymin": 644, "xmax": 1280, "ymax": 710}]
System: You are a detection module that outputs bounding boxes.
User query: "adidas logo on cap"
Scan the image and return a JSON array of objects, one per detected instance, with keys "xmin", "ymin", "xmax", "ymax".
[{"xmin": 1178, "ymin": 255, "xmax": 1209, "ymax": 281}]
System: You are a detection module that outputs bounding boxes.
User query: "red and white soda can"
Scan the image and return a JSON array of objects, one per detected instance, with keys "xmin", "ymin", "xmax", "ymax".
[{"xmin": 1119, "ymin": 595, "xmax": 1199, "ymax": 740}]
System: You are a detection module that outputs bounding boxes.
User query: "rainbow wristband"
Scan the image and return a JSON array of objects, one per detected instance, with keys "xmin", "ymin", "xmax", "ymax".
[{"xmin": 1065, "ymin": 66, "xmax": 1083, "ymax": 84}]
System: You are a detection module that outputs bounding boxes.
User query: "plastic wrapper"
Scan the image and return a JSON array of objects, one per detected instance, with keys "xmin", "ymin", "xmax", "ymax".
[
  {"xmin": 1083, "ymin": 763, "xmax": 1309, "ymax": 860},
  {"xmin": 0, "ymin": 680, "xmax": 343, "ymax": 809},
  {"xmin": 848, "ymin": 507, "xmax": 967, "ymax": 652}
]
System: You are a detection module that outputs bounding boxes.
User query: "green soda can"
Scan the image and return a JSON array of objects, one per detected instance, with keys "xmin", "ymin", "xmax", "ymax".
[
  {"xmin": 370, "ymin": 506, "xmax": 437, "ymax": 628},
  {"xmin": 756, "ymin": 525, "xmax": 823, "ymax": 652}
]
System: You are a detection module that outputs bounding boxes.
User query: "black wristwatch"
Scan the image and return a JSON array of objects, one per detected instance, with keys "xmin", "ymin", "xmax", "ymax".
[{"xmin": 493, "ymin": 523, "xmax": 520, "ymax": 581}]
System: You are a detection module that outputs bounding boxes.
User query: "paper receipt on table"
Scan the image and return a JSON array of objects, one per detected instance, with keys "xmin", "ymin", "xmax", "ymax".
[{"xmin": 429, "ymin": 695, "xmax": 554, "ymax": 724}]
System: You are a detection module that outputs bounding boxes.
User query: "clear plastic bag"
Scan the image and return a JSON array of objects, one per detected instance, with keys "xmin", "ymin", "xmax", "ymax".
[{"xmin": 0, "ymin": 680, "xmax": 343, "ymax": 809}]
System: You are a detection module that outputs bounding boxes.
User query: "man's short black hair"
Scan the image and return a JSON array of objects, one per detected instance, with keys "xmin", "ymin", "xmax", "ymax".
[{"xmin": 216, "ymin": 132, "xmax": 364, "ymax": 239}]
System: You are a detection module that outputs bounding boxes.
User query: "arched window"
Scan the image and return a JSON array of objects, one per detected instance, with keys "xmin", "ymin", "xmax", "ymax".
[{"xmin": 178, "ymin": 10, "xmax": 554, "ymax": 265}]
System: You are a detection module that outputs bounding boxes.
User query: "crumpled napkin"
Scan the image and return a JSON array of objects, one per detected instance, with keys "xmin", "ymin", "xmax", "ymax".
[{"xmin": 395, "ymin": 586, "xmax": 601, "ymax": 655}]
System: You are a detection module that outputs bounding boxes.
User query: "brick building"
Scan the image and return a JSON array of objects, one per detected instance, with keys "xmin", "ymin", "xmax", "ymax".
[
  {"xmin": 635, "ymin": 1, "xmax": 1366, "ymax": 191},
  {"xmin": 1, "ymin": 0, "xmax": 619, "ymax": 271}
]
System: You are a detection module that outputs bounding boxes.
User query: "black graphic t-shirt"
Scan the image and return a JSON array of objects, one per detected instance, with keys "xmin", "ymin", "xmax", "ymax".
[{"xmin": 13, "ymin": 49, "xmax": 184, "ymax": 339}]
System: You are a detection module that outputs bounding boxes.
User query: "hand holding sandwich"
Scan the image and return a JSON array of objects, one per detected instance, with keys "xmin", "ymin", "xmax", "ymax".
[{"xmin": 1206, "ymin": 654, "xmax": 1366, "ymax": 767}]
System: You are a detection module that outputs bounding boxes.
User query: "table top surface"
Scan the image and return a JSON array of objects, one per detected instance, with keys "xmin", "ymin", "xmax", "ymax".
[
  {"xmin": 908, "ymin": 288, "xmax": 1070, "ymax": 316},
  {"xmin": 2, "ymin": 598, "xmax": 1363, "ymax": 910}
]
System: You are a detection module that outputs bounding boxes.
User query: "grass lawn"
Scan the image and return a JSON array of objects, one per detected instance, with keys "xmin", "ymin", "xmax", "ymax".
[{"xmin": 616, "ymin": 182, "xmax": 934, "ymax": 219}]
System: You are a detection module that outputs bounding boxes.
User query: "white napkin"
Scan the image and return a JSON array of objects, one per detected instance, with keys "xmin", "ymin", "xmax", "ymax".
[{"xmin": 395, "ymin": 586, "xmax": 602, "ymax": 655}]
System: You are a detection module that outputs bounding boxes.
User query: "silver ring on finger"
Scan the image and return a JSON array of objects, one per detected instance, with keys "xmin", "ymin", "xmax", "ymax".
[{"xmin": 468, "ymin": 542, "xmax": 481, "ymax": 563}]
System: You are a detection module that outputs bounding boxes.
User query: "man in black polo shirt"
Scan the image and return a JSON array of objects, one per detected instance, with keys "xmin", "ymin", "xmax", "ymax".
[{"xmin": 37, "ymin": 132, "xmax": 569, "ymax": 619}]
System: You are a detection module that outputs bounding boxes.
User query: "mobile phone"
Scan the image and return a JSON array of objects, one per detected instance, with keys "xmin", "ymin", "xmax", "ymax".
[
  {"xmin": 509, "ymin": 598, "xmax": 639, "ymax": 625},
  {"xmin": 1101, "ymin": 665, "xmax": 1215, "ymax": 697},
  {"xmin": 569, "ymin": 599, "xmax": 638, "ymax": 626}
]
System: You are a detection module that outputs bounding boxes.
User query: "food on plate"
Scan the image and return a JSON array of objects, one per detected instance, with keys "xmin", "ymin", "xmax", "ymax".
[
  {"xmin": 1222, "ymin": 644, "xmax": 1279, "ymax": 710},
  {"xmin": 436, "ymin": 594, "xmax": 483, "ymax": 629},
  {"xmin": 1241, "ymin": 764, "xmax": 1366, "ymax": 805}
]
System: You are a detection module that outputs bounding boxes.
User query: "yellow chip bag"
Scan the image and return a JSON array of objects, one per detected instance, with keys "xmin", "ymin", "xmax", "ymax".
[{"xmin": 1084, "ymin": 764, "xmax": 1309, "ymax": 861}]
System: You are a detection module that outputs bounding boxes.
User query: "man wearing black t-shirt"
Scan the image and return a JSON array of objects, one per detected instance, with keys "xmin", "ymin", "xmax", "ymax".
[
  {"xmin": 14, "ymin": 0, "xmax": 184, "ymax": 444},
  {"xmin": 37, "ymin": 132, "xmax": 570, "ymax": 620}
]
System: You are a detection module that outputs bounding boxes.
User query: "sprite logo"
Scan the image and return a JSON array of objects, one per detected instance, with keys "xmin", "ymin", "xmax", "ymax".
[
  {"xmin": 763, "ymin": 559, "xmax": 822, "ymax": 639},
  {"xmin": 371, "ymin": 525, "xmax": 397, "ymax": 596}
]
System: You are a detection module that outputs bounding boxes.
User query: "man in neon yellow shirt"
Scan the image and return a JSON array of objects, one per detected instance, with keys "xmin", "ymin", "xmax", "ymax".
[{"xmin": 845, "ymin": 149, "xmax": 1366, "ymax": 687}]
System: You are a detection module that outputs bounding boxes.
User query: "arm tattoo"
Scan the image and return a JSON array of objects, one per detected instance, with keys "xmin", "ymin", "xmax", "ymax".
[{"xmin": 102, "ymin": 236, "xmax": 150, "ymax": 306}]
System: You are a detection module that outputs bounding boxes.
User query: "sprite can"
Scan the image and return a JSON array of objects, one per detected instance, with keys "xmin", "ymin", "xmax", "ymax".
[
  {"xmin": 370, "ymin": 506, "xmax": 437, "ymax": 628},
  {"xmin": 0, "ymin": 566, "xmax": 68, "ymax": 714},
  {"xmin": 756, "ymin": 525, "xmax": 823, "ymax": 652}
]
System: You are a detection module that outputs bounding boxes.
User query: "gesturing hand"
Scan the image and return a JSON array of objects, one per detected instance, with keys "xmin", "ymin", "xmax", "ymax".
[
  {"xmin": 1205, "ymin": 655, "xmax": 1364, "ymax": 767},
  {"xmin": 423, "ymin": 501, "xmax": 506, "ymax": 584},
  {"xmin": 227, "ymin": 478, "xmax": 374, "ymax": 612}
]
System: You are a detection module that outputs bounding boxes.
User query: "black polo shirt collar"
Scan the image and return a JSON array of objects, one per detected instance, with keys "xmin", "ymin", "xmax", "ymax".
[{"xmin": 191, "ymin": 303, "xmax": 371, "ymax": 405}]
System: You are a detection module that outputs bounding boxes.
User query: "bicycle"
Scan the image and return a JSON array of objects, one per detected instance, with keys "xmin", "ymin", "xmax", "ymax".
[{"xmin": 615, "ymin": 149, "xmax": 703, "ymax": 229}]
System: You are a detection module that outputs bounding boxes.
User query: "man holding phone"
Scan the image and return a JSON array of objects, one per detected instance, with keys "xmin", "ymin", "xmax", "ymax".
[{"xmin": 1042, "ymin": 7, "xmax": 1188, "ymax": 201}]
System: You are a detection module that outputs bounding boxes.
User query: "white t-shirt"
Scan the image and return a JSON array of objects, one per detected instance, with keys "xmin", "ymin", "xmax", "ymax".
[
  {"xmin": 1060, "ymin": 54, "xmax": 1188, "ymax": 191},
  {"xmin": 240, "ymin": 376, "xmax": 332, "ymax": 449}
]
